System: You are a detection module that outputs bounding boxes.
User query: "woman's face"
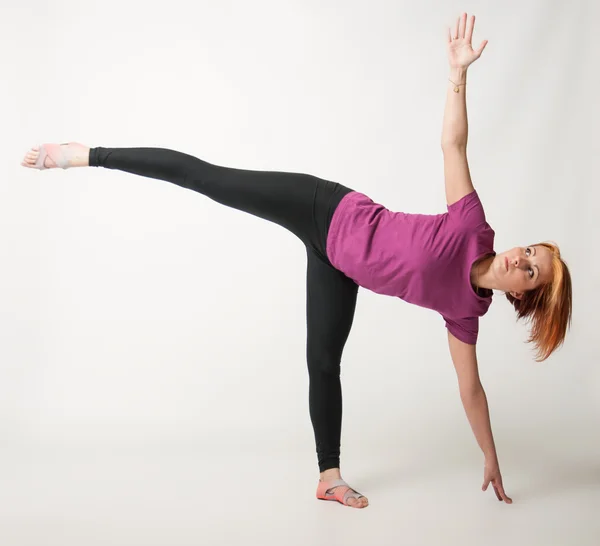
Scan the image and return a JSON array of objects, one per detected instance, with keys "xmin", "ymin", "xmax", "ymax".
[{"xmin": 493, "ymin": 245, "xmax": 554, "ymax": 298}]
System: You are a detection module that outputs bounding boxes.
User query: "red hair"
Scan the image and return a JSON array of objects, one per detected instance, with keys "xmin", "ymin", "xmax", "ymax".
[{"xmin": 505, "ymin": 242, "xmax": 572, "ymax": 362}]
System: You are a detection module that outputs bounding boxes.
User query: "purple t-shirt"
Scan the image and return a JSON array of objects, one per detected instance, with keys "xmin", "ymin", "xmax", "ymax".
[{"xmin": 326, "ymin": 190, "xmax": 495, "ymax": 344}]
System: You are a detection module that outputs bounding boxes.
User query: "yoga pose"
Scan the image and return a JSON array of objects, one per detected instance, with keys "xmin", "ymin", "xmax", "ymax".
[{"xmin": 21, "ymin": 13, "xmax": 572, "ymax": 508}]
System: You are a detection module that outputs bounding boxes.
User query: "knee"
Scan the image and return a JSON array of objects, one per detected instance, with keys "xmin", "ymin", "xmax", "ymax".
[{"xmin": 307, "ymin": 346, "xmax": 341, "ymax": 376}]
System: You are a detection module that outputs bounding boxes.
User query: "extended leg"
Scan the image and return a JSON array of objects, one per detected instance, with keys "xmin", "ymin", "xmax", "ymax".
[
  {"xmin": 89, "ymin": 146, "xmax": 334, "ymax": 243},
  {"xmin": 22, "ymin": 143, "xmax": 352, "ymax": 256}
]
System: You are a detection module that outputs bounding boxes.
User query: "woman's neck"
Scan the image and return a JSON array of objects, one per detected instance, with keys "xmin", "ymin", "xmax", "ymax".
[{"xmin": 471, "ymin": 255, "xmax": 496, "ymax": 291}]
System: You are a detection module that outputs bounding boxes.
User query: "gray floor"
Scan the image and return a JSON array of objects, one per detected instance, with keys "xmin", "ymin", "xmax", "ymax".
[{"xmin": 1, "ymin": 425, "xmax": 598, "ymax": 546}]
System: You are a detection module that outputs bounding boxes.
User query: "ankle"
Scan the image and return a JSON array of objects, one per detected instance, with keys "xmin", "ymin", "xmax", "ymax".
[
  {"xmin": 320, "ymin": 468, "xmax": 342, "ymax": 482},
  {"xmin": 64, "ymin": 143, "xmax": 90, "ymax": 167}
]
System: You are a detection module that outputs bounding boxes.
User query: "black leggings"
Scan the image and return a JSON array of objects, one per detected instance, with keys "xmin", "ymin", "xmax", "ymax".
[{"xmin": 89, "ymin": 147, "xmax": 358, "ymax": 472}]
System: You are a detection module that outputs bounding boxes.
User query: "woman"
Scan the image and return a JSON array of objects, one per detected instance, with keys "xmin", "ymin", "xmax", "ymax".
[{"xmin": 21, "ymin": 13, "xmax": 572, "ymax": 509}]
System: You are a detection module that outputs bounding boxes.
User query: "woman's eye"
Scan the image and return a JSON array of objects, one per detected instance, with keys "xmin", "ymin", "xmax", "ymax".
[
  {"xmin": 529, "ymin": 268, "xmax": 534, "ymax": 278},
  {"xmin": 525, "ymin": 247, "xmax": 531, "ymax": 256}
]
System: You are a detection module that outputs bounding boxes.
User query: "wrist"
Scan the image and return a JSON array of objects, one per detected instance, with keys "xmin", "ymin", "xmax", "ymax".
[
  {"xmin": 484, "ymin": 454, "xmax": 499, "ymax": 467},
  {"xmin": 449, "ymin": 66, "xmax": 468, "ymax": 83}
]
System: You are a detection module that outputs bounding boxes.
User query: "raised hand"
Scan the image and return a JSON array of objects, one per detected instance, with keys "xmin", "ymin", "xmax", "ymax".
[{"xmin": 447, "ymin": 13, "xmax": 488, "ymax": 69}]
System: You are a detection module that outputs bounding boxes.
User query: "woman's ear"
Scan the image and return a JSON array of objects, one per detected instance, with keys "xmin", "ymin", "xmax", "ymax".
[{"xmin": 509, "ymin": 291, "xmax": 524, "ymax": 300}]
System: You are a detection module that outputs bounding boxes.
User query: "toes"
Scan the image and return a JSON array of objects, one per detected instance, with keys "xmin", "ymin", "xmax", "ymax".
[
  {"xmin": 21, "ymin": 148, "xmax": 40, "ymax": 168},
  {"xmin": 26, "ymin": 151, "xmax": 39, "ymax": 165},
  {"xmin": 347, "ymin": 496, "xmax": 369, "ymax": 508}
]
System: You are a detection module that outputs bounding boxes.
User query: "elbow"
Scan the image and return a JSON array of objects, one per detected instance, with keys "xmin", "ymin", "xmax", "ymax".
[
  {"xmin": 459, "ymin": 381, "xmax": 484, "ymax": 402},
  {"xmin": 442, "ymin": 140, "xmax": 467, "ymax": 152}
]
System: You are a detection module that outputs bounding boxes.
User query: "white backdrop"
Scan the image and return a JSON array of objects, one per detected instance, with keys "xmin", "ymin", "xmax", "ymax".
[{"xmin": 1, "ymin": 0, "xmax": 599, "ymax": 543}]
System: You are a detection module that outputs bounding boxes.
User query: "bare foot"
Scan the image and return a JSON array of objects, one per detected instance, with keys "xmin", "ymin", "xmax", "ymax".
[
  {"xmin": 20, "ymin": 142, "xmax": 90, "ymax": 170},
  {"xmin": 318, "ymin": 468, "xmax": 369, "ymax": 508}
]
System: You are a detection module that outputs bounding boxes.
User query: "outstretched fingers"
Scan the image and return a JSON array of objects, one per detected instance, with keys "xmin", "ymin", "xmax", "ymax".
[
  {"xmin": 458, "ymin": 13, "xmax": 467, "ymax": 40},
  {"xmin": 476, "ymin": 40, "xmax": 489, "ymax": 58},
  {"xmin": 465, "ymin": 14, "xmax": 475, "ymax": 43}
]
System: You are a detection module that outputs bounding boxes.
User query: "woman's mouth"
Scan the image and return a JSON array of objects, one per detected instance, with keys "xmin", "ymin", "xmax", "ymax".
[{"xmin": 505, "ymin": 257, "xmax": 509, "ymax": 271}]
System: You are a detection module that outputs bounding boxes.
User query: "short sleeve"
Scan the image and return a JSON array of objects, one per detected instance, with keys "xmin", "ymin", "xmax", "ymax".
[
  {"xmin": 447, "ymin": 190, "xmax": 487, "ymax": 228},
  {"xmin": 443, "ymin": 315, "xmax": 479, "ymax": 345}
]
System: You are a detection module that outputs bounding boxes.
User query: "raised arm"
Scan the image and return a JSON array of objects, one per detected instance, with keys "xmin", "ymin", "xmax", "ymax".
[
  {"xmin": 447, "ymin": 331, "xmax": 513, "ymax": 504},
  {"xmin": 441, "ymin": 13, "xmax": 488, "ymax": 206}
]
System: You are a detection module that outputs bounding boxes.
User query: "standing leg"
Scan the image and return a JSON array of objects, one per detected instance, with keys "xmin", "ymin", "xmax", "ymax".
[
  {"xmin": 21, "ymin": 141, "xmax": 365, "ymax": 505},
  {"xmin": 306, "ymin": 248, "xmax": 368, "ymax": 508}
]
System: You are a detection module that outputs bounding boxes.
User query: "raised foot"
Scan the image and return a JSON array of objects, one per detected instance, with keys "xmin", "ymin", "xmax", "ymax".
[{"xmin": 20, "ymin": 142, "xmax": 90, "ymax": 170}]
